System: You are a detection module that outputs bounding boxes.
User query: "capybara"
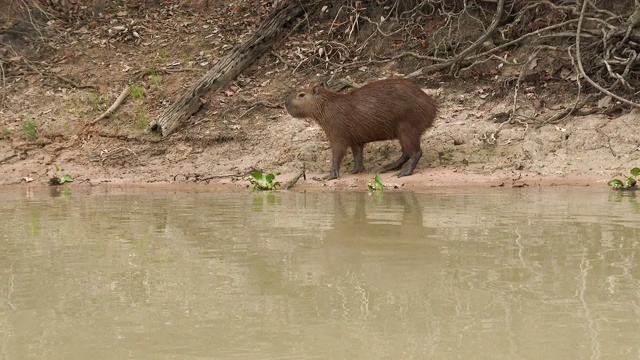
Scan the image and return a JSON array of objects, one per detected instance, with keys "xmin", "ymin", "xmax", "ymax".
[{"xmin": 284, "ymin": 78, "xmax": 438, "ymax": 180}]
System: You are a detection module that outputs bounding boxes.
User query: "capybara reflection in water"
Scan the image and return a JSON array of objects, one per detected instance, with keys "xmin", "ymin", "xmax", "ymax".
[{"xmin": 284, "ymin": 78, "xmax": 438, "ymax": 180}]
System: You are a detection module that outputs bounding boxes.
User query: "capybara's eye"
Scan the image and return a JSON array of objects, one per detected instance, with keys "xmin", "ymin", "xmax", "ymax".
[{"xmin": 298, "ymin": 93, "xmax": 305, "ymax": 98}]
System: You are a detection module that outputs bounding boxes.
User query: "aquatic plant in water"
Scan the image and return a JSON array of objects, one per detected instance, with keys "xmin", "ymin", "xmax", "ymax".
[
  {"xmin": 367, "ymin": 175, "xmax": 385, "ymax": 193},
  {"xmin": 246, "ymin": 170, "xmax": 280, "ymax": 190},
  {"xmin": 608, "ymin": 167, "xmax": 639, "ymax": 190},
  {"xmin": 49, "ymin": 165, "xmax": 74, "ymax": 186}
]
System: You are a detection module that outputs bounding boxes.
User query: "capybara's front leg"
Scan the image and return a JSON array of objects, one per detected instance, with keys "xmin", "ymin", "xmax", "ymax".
[
  {"xmin": 350, "ymin": 145, "xmax": 365, "ymax": 174},
  {"xmin": 324, "ymin": 143, "xmax": 347, "ymax": 180}
]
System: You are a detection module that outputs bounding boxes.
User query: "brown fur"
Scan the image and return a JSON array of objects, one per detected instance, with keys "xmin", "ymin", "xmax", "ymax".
[{"xmin": 284, "ymin": 78, "xmax": 438, "ymax": 179}]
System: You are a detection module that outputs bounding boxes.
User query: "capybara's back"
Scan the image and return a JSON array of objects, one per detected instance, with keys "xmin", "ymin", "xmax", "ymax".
[
  {"xmin": 327, "ymin": 79, "xmax": 437, "ymax": 143},
  {"xmin": 284, "ymin": 78, "xmax": 438, "ymax": 179}
]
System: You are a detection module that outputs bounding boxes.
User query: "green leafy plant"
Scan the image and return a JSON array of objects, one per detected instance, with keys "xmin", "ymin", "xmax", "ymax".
[
  {"xmin": 111, "ymin": 113, "xmax": 121, "ymax": 132},
  {"xmin": 245, "ymin": 170, "xmax": 280, "ymax": 190},
  {"xmin": 149, "ymin": 71, "xmax": 162, "ymax": 86},
  {"xmin": 367, "ymin": 175, "xmax": 385, "ymax": 193},
  {"xmin": 608, "ymin": 167, "xmax": 639, "ymax": 190},
  {"xmin": 49, "ymin": 164, "xmax": 74, "ymax": 186},
  {"xmin": 129, "ymin": 84, "xmax": 145, "ymax": 99},
  {"xmin": 21, "ymin": 120, "xmax": 37, "ymax": 139},
  {"xmin": 88, "ymin": 92, "xmax": 105, "ymax": 113},
  {"xmin": 438, "ymin": 149, "xmax": 455, "ymax": 163},
  {"xmin": 135, "ymin": 108, "xmax": 149, "ymax": 129}
]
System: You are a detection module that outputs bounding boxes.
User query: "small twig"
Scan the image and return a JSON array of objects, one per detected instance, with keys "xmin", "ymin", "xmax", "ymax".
[
  {"xmin": 292, "ymin": 56, "xmax": 312, "ymax": 74},
  {"xmin": 0, "ymin": 58, "xmax": 5, "ymax": 105},
  {"xmin": 378, "ymin": 51, "xmax": 447, "ymax": 63},
  {"xmin": 604, "ymin": 58, "xmax": 634, "ymax": 90},
  {"xmin": 270, "ymin": 50, "xmax": 292, "ymax": 69},
  {"xmin": 561, "ymin": 44, "xmax": 585, "ymax": 121},
  {"xmin": 0, "ymin": 153, "xmax": 17, "ymax": 164},
  {"xmin": 539, "ymin": 31, "xmax": 598, "ymax": 39},
  {"xmin": 90, "ymin": 85, "xmax": 131, "ymax": 124},
  {"xmin": 510, "ymin": 47, "xmax": 543, "ymax": 121},
  {"xmin": 347, "ymin": 3, "xmax": 362, "ymax": 40},
  {"xmin": 45, "ymin": 73, "xmax": 99, "ymax": 90},
  {"xmin": 236, "ymin": 101, "xmax": 283, "ymax": 120},
  {"xmin": 360, "ymin": 16, "xmax": 404, "ymax": 38},
  {"xmin": 282, "ymin": 168, "xmax": 306, "ymax": 190},
  {"xmin": 238, "ymin": 101, "xmax": 282, "ymax": 109},
  {"xmin": 98, "ymin": 147, "xmax": 139, "ymax": 164},
  {"xmin": 328, "ymin": 5, "xmax": 347, "ymax": 35},
  {"xmin": 595, "ymin": 122, "xmax": 617, "ymax": 157},
  {"xmin": 20, "ymin": 58, "xmax": 98, "ymax": 90},
  {"xmin": 184, "ymin": 173, "xmax": 242, "ymax": 182},
  {"xmin": 541, "ymin": 94, "xmax": 597, "ymax": 126},
  {"xmin": 481, "ymin": 110, "xmax": 530, "ymax": 145}
]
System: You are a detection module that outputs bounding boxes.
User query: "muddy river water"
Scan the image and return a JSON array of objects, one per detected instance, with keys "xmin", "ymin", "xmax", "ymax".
[{"xmin": 1, "ymin": 186, "xmax": 639, "ymax": 359}]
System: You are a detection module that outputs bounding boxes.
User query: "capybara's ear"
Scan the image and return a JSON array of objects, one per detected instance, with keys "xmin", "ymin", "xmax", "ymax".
[{"xmin": 312, "ymin": 85, "xmax": 321, "ymax": 94}]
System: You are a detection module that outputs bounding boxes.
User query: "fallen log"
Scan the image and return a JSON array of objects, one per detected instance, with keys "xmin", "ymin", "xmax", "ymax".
[{"xmin": 148, "ymin": 1, "xmax": 319, "ymax": 137}]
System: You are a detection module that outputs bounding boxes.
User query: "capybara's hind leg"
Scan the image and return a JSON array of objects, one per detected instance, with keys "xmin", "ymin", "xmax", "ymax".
[
  {"xmin": 382, "ymin": 151, "xmax": 410, "ymax": 172},
  {"xmin": 396, "ymin": 131, "xmax": 422, "ymax": 177},
  {"xmin": 350, "ymin": 145, "xmax": 365, "ymax": 174},
  {"xmin": 397, "ymin": 149, "xmax": 422, "ymax": 177}
]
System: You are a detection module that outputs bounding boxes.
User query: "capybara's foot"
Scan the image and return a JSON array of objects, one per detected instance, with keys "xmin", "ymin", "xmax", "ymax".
[
  {"xmin": 396, "ymin": 168, "xmax": 414, "ymax": 178},
  {"xmin": 312, "ymin": 174, "xmax": 337, "ymax": 181},
  {"xmin": 383, "ymin": 162, "xmax": 403, "ymax": 172},
  {"xmin": 350, "ymin": 165, "xmax": 365, "ymax": 174},
  {"xmin": 383, "ymin": 153, "xmax": 410, "ymax": 172},
  {"xmin": 315, "ymin": 170, "xmax": 338, "ymax": 181}
]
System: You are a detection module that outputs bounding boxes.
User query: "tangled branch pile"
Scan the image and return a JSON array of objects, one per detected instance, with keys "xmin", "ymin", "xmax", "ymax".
[
  {"xmin": 2, "ymin": 0, "xmax": 638, "ymax": 123},
  {"xmin": 281, "ymin": 0, "xmax": 640, "ymax": 117}
]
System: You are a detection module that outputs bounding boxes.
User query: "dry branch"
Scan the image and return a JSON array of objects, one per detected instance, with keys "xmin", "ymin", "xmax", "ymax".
[
  {"xmin": 90, "ymin": 85, "xmax": 130, "ymax": 125},
  {"xmin": 148, "ymin": 1, "xmax": 319, "ymax": 137},
  {"xmin": 85, "ymin": 67, "xmax": 199, "ymax": 127}
]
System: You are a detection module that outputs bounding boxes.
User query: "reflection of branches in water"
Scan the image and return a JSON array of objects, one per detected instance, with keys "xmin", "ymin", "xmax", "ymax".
[
  {"xmin": 601, "ymin": 249, "xmax": 636, "ymax": 295},
  {"xmin": 576, "ymin": 245, "xmax": 602, "ymax": 359},
  {"xmin": 6, "ymin": 264, "xmax": 16, "ymax": 311},
  {"xmin": 239, "ymin": 191, "xmax": 640, "ymax": 356},
  {"xmin": 334, "ymin": 271, "xmax": 371, "ymax": 319},
  {"xmin": 321, "ymin": 192, "xmax": 640, "ymax": 357}
]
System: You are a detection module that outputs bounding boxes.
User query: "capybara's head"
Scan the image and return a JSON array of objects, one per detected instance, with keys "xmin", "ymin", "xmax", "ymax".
[{"xmin": 284, "ymin": 85, "xmax": 331, "ymax": 119}]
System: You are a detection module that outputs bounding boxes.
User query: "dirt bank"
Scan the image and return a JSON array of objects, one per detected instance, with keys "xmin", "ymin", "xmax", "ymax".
[{"xmin": 1, "ymin": 2, "xmax": 638, "ymax": 191}]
